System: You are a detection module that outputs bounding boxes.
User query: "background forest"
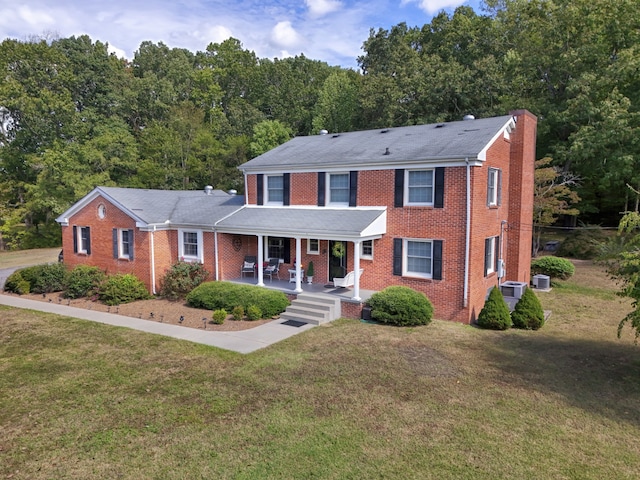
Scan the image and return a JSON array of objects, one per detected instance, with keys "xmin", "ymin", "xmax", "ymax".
[{"xmin": 1, "ymin": 0, "xmax": 639, "ymax": 250}]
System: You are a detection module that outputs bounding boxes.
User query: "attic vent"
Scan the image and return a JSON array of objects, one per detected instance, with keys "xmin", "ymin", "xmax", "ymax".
[
  {"xmin": 435, "ymin": 124, "xmax": 445, "ymax": 128},
  {"xmin": 332, "ymin": 134, "xmax": 340, "ymax": 138},
  {"xmin": 204, "ymin": 185, "xmax": 213, "ymax": 195},
  {"xmin": 319, "ymin": 129, "xmax": 328, "ymax": 135},
  {"xmin": 463, "ymin": 114, "xmax": 475, "ymax": 121},
  {"xmin": 380, "ymin": 129, "xmax": 390, "ymax": 133},
  {"xmin": 383, "ymin": 147, "xmax": 391, "ymax": 155}
]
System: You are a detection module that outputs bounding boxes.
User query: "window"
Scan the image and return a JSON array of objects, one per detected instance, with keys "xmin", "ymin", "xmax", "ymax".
[
  {"xmin": 328, "ymin": 173, "xmax": 350, "ymax": 205},
  {"xmin": 268, "ymin": 237, "xmax": 285, "ymax": 261},
  {"xmin": 266, "ymin": 175, "xmax": 284, "ymax": 204},
  {"xmin": 405, "ymin": 239, "xmax": 432, "ymax": 277},
  {"xmin": 113, "ymin": 229, "xmax": 134, "ymax": 260},
  {"xmin": 487, "ymin": 168, "xmax": 501, "ymax": 206},
  {"xmin": 73, "ymin": 226, "xmax": 91, "ymax": 254},
  {"xmin": 485, "ymin": 236, "xmax": 498, "ymax": 276},
  {"xmin": 179, "ymin": 230, "xmax": 203, "ymax": 262},
  {"xmin": 405, "ymin": 169, "xmax": 434, "ymax": 205},
  {"xmin": 361, "ymin": 240, "xmax": 373, "ymax": 260},
  {"xmin": 307, "ymin": 238, "xmax": 320, "ymax": 255}
]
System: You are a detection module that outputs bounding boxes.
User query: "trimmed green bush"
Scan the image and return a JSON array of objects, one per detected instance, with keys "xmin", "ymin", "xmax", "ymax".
[
  {"xmin": 246, "ymin": 304, "xmax": 262, "ymax": 321},
  {"xmin": 19, "ymin": 263, "xmax": 67, "ymax": 294},
  {"xmin": 4, "ymin": 271, "xmax": 30, "ymax": 294},
  {"xmin": 159, "ymin": 261, "xmax": 209, "ymax": 301},
  {"xmin": 232, "ymin": 305, "xmax": 245, "ymax": 321},
  {"xmin": 186, "ymin": 281, "xmax": 289, "ymax": 318},
  {"xmin": 368, "ymin": 286, "xmax": 433, "ymax": 327},
  {"xmin": 212, "ymin": 309, "xmax": 227, "ymax": 325},
  {"xmin": 65, "ymin": 265, "xmax": 105, "ymax": 299},
  {"xmin": 530, "ymin": 256, "xmax": 575, "ymax": 280},
  {"xmin": 477, "ymin": 287, "xmax": 512, "ymax": 330},
  {"xmin": 511, "ymin": 287, "xmax": 545, "ymax": 330},
  {"xmin": 97, "ymin": 274, "xmax": 152, "ymax": 305}
]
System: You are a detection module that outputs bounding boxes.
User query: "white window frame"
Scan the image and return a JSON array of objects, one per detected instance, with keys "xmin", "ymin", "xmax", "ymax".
[
  {"xmin": 405, "ymin": 169, "xmax": 434, "ymax": 206},
  {"xmin": 178, "ymin": 229, "xmax": 203, "ymax": 262},
  {"xmin": 487, "ymin": 168, "xmax": 500, "ymax": 206},
  {"xmin": 403, "ymin": 238, "xmax": 433, "ymax": 279},
  {"xmin": 485, "ymin": 236, "xmax": 497, "ymax": 275},
  {"xmin": 117, "ymin": 229, "xmax": 132, "ymax": 259},
  {"xmin": 77, "ymin": 226, "xmax": 90, "ymax": 254},
  {"xmin": 361, "ymin": 240, "xmax": 374, "ymax": 260},
  {"xmin": 327, "ymin": 172, "xmax": 350, "ymax": 206},
  {"xmin": 307, "ymin": 238, "xmax": 320, "ymax": 255},
  {"xmin": 266, "ymin": 174, "xmax": 284, "ymax": 205}
]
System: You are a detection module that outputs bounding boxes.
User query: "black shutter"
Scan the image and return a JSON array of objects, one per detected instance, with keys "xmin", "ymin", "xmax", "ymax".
[
  {"xmin": 394, "ymin": 169, "xmax": 404, "ymax": 207},
  {"xmin": 85, "ymin": 227, "xmax": 91, "ymax": 255},
  {"xmin": 393, "ymin": 238, "xmax": 403, "ymax": 276},
  {"xmin": 349, "ymin": 171, "xmax": 358, "ymax": 207},
  {"xmin": 113, "ymin": 229, "xmax": 118, "ymax": 258},
  {"xmin": 434, "ymin": 167, "xmax": 444, "ymax": 208},
  {"xmin": 494, "ymin": 236, "xmax": 500, "ymax": 271},
  {"xmin": 484, "ymin": 238, "xmax": 491, "ymax": 276},
  {"xmin": 73, "ymin": 226, "xmax": 78, "ymax": 253},
  {"xmin": 283, "ymin": 173, "xmax": 290, "ymax": 206},
  {"xmin": 317, "ymin": 172, "xmax": 325, "ymax": 206},
  {"xmin": 283, "ymin": 238, "xmax": 291, "ymax": 264},
  {"xmin": 432, "ymin": 240, "xmax": 443, "ymax": 280},
  {"xmin": 497, "ymin": 170, "xmax": 502, "ymax": 206},
  {"xmin": 256, "ymin": 174, "xmax": 264, "ymax": 205},
  {"xmin": 129, "ymin": 229, "xmax": 134, "ymax": 260}
]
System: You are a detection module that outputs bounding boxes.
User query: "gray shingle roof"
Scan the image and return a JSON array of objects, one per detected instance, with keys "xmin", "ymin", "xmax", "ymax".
[
  {"xmin": 240, "ymin": 115, "xmax": 514, "ymax": 172},
  {"xmin": 216, "ymin": 206, "xmax": 386, "ymax": 239}
]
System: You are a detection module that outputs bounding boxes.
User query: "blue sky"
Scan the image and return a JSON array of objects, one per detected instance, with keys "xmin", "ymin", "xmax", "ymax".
[{"xmin": 0, "ymin": 0, "xmax": 483, "ymax": 68}]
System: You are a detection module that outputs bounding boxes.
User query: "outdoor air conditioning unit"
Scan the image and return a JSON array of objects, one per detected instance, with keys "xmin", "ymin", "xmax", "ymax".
[
  {"xmin": 500, "ymin": 281, "xmax": 528, "ymax": 299},
  {"xmin": 532, "ymin": 274, "xmax": 550, "ymax": 290}
]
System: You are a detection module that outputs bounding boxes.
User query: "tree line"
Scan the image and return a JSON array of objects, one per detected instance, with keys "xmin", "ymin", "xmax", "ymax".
[{"xmin": 1, "ymin": 0, "xmax": 639, "ymax": 249}]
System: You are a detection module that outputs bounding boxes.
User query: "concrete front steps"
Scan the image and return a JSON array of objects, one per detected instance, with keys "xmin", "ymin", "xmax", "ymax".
[{"xmin": 280, "ymin": 292, "xmax": 342, "ymax": 325}]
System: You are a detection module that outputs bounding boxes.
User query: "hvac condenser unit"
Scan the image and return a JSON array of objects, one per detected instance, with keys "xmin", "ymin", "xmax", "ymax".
[
  {"xmin": 500, "ymin": 281, "xmax": 527, "ymax": 299},
  {"xmin": 532, "ymin": 274, "xmax": 550, "ymax": 290}
]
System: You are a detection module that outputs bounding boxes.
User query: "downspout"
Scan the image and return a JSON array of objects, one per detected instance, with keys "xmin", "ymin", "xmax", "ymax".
[
  {"xmin": 214, "ymin": 229, "xmax": 219, "ymax": 281},
  {"xmin": 150, "ymin": 225, "xmax": 156, "ymax": 295},
  {"xmin": 463, "ymin": 157, "xmax": 470, "ymax": 308},
  {"xmin": 243, "ymin": 170, "xmax": 248, "ymax": 204}
]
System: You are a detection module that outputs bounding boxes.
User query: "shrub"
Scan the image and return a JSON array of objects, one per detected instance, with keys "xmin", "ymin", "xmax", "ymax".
[
  {"xmin": 186, "ymin": 281, "xmax": 289, "ymax": 318},
  {"xmin": 530, "ymin": 256, "xmax": 575, "ymax": 280},
  {"xmin": 232, "ymin": 305, "xmax": 245, "ymax": 321},
  {"xmin": 557, "ymin": 226, "xmax": 608, "ymax": 259},
  {"xmin": 246, "ymin": 304, "xmax": 262, "ymax": 321},
  {"xmin": 65, "ymin": 265, "xmax": 105, "ymax": 299},
  {"xmin": 4, "ymin": 271, "xmax": 30, "ymax": 294},
  {"xmin": 477, "ymin": 287, "xmax": 512, "ymax": 330},
  {"xmin": 368, "ymin": 286, "xmax": 433, "ymax": 327},
  {"xmin": 212, "ymin": 309, "xmax": 227, "ymax": 325},
  {"xmin": 19, "ymin": 263, "xmax": 67, "ymax": 293},
  {"xmin": 511, "ymin": 287, "xmax": 545, "ymax": 330},
  {"xmin": 159, "ymin": 261, "xmax": 209, "ymax": 301},
  {"xmin": 97, "ymin": 274, "xmax": 151, "ymax": 305}
]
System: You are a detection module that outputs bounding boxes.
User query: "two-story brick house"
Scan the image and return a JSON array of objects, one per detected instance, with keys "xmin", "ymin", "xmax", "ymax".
[{"xmin": 57, "ymin": 110, "xmax": 536, "ymax": 323}]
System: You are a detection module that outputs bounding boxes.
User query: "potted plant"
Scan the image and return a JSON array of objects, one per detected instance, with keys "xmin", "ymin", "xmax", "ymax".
[{"xmin": 306, "ymin": 261, "xmax": 314, "ymax": 284}]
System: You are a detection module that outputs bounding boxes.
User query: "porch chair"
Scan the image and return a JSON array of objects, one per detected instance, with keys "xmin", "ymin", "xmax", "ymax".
[
  {"xmin": 263, "ymin": 258, "xmax": 280, "ymax": 282},
  {"xmin": 333, "ymin": 268, "xmax": 364, "ymax": 288},
  {"xmin": 241, "ymin": 255, "xmax": 257, "ymax": 278}
]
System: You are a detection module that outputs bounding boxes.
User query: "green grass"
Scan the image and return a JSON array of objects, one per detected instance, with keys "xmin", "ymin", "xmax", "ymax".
[
  {"xmin": 1, "ymin": 261, "xmax": 640, "ymax": 479},
  {"xmin": 0, "ymin": 247, "xmax": 60, "ymax": 269}
]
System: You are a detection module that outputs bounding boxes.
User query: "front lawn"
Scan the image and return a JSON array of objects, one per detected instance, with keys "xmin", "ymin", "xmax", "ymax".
[{"xmin": 1, "ymin": 260, "xmax": 639, "ymax": 479}]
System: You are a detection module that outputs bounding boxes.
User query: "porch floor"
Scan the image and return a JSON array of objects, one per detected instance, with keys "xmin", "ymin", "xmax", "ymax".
[{"xmin": 231, "ymin": 275, "xmax": 375, "ymax": 303}]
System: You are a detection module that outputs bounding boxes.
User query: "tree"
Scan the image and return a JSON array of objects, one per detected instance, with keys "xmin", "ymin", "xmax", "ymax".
[
  {"xmin": 249, "ymin": 120, "xmax": 292, "ymax": 158},
  {"xmin": 312, "ymin": 70, "xmax": 360, "ymax": 134},
  {"xmin": 533, "ymin": 157, "xmax": 580, "ymax": 255},
  {"xmin": 606, "ymin": 210, "xmax": 640, "ymax": 342}
]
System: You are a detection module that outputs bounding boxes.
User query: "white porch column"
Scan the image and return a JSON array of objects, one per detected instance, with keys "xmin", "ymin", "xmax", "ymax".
[
  {"xmin": 353, "ymin": 240, "xmax": 361, "ymax": 301},
  {"xmin": 257, "ymin": 235, "xmax": 265, "ymax": 286},
  {"xmin": 294, "ymin": 237, "xmax": 303, "ymax": 293}
]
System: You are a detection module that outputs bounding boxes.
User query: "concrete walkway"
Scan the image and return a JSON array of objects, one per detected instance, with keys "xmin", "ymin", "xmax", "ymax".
[{"xmin": 0, "ymin": 294, "xmax": 315, "ymax": 354}]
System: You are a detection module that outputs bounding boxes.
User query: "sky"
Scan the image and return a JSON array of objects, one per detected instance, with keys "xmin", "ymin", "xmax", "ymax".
[{"xmin": 0, "ymin": 0, "xmax": 483, "ymax": 69}]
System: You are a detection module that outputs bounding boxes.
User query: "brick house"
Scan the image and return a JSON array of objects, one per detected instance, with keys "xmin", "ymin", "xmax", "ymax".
[{"xmin": 57, "ymin": 110, "xmax": 536, "ymax": 323}]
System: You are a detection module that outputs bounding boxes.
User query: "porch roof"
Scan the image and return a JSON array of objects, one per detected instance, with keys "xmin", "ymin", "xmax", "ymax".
[{"xmin": 215, "ymin": 206, "xmax": 387, "ymax": 241}]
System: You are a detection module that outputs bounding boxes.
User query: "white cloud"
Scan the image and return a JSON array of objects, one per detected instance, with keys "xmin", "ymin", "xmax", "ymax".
[
  {"xmin": 107, "ymin": 43, "xmax": 126, "ymax": 58},
  {"xmin": 269, "ymin": 21, "xmax": 305, "ymax": 49},
  {"xmin": 305, "ymin": 0, "xmax": 343, "ymax": 18},
  {"xmin": 401, "ymin": 0, "xmax": 467, "ymax": 15}
]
